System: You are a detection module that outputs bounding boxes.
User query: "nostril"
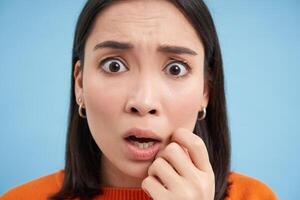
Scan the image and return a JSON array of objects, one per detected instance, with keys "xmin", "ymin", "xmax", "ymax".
[
  {"xmin": 149, "ymin": 110, "xmax": 156, "ymax": 114},
  {"xmin": 130, "ymin": 107, "xmax": 157, "ymax": 115},
  {"xmin": 131, "ymin": 107, "xmax": 138, "ymax": 113}
]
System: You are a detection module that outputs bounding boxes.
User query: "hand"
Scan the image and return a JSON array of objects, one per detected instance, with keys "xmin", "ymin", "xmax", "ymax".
[{"xmin": 141, "ymin": 128, "xmax": 215, "ymax": 200}]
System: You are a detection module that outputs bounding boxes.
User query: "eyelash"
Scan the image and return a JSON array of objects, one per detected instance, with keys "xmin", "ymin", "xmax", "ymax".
[
  {"xmin": 98, "ymin": 56, "xmax": 192, "ymax": 79},
  {"xmin": 167, "ymin": 58, "xmax": 192, "ymax": 79}
]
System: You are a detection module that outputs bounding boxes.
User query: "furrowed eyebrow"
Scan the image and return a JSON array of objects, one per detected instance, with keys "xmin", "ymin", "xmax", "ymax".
[
  {"xmin": 93, "ymin": 40, "xmax": 197, "ymax": 56},
  {"xmin": 94, "ymin": 40, "xmax": 134, "ymax": 50},
  {"xmin": 158, "ymin": 44, "xmax": 198, "ymax": 56}
]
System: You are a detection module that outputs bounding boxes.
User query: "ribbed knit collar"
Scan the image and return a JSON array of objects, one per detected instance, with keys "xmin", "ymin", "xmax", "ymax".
[{"xmin": 98, "ymin": 187, "xmax": 151, "ymax": 200}]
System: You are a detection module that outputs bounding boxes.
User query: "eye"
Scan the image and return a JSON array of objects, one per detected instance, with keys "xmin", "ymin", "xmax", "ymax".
[
  {"xmin": 99, "ymin": 58, "xmax": 128, "ymax": 74},
  {"xmin": 164, "ymin": 60, "xmax": 190, "ymax": 78}
]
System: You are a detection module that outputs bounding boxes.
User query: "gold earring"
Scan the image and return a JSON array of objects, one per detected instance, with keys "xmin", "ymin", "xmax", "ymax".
[{"xmin": 198, "ymin": 107, "xmax": 206, "ymax": 121}]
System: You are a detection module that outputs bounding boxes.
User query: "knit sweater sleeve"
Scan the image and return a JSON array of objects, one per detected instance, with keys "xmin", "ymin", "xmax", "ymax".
[
  {"xmin": 225, "ymin": 172, "xmax": 278, "ymax": 200},
  {"xmin": 0, "ymin": 170, "xmax": 62, "ymax": 200}
]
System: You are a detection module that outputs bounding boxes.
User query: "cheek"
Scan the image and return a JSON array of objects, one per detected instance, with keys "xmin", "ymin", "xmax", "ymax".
[
  {"xmin": 86, "ymin": 88, "xmax": 119, "ymax": 123},
  {"xmin": 166, "ymin": 81, "xmax": 203, "ymax": 130},
  {"xmin": 83, "ymin": 74, "xmax": 125, "ymax": 141}
]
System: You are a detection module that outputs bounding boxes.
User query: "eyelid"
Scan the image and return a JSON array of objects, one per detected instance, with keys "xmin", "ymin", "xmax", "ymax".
[
  {"xmin": 166, "ymin": 58, "xmax": 192, "ymax": 71},
  {"xmin": 167, "ymin": 57, "xmax": 191, "ymax": 68},
  {"xmin": 99, "ymin": 56, "xmax": 128, "ymax": 68},
  {"xmin": 164, "ymin": 58, "xmax": 192, "ymax": 79}
]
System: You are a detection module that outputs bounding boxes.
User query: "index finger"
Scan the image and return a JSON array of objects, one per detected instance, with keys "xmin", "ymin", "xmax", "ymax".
[{"xmin": 170, "ymin": 128, "xmax": 212, "ymax": 172}]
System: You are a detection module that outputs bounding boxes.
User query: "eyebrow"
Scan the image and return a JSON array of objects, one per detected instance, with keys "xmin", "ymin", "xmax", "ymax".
[
  {"xmin": 94, "ymin": 40, "xmax": 133, "ymax": 50},
  {"xmin": 158, "ymin": 44, "xmax": 198, "ymax": 56},
  {"xmin": 94, "ymin": 40, "xmax": 198, "ymax": 56}
]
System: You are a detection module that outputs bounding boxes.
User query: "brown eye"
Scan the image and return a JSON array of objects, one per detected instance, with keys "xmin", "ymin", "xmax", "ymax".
[
  {"xmin": 164, "ymin": 61, "xmax": 189, "ymax": 78},
  {"xmin": 100, "ymin": 58, "xmax": 127, "ymax": 73}
]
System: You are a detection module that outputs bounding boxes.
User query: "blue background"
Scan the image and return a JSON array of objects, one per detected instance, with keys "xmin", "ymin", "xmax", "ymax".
[{"xmin": 0, "ymin": 1, "xmax": 299, "ymax": 199}]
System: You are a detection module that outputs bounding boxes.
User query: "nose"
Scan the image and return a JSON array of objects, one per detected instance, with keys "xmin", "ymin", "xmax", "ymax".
[
  {"xmin": 125, "ymin": 77, "xmax": 160, "ymax": 117},
  {"xmin": 127, "ymin": 105, "xmax": 157, "ymax": 116}
]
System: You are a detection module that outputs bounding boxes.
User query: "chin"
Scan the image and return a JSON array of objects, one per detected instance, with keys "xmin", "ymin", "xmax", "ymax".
[{"xmin": 123, "ymin": 160, "xmax": 152, "ymax": 179}]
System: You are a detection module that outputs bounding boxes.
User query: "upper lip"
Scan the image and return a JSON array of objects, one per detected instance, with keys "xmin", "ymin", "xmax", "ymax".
[{"xmin": 124, "ymin": 127, "xmax": 162, "ymax": 142}]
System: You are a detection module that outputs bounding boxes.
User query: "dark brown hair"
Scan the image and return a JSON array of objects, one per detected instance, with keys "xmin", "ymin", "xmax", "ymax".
[{"xmin": 49, "ymin": 0, "xmax": 231, "ymax": 200}]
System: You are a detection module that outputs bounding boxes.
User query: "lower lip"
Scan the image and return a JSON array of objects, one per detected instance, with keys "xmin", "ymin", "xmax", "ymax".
[{"xmin": 124, "ymin": 139, "xmax": 161, "ymax": 161}]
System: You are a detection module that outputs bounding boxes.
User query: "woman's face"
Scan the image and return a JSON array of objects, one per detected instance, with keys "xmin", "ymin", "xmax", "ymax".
[{"xmin": 74, "ymin": 0, "xmax": 208, "ymax": 187}]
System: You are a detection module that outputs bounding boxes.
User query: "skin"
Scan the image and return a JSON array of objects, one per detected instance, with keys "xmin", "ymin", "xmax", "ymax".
[{"xmin": 74, "ymin": 0, "xmax": 214, "ymax": 199}]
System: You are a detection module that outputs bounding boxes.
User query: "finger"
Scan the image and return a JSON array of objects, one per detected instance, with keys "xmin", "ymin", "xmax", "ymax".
[
  {"xmin": 142, "ymin": 175, "xmax": 168, "ymax": 199},
  {"xmin": 148, "ymin": 157, "xmax": 181, "ymax": 189},
  {"xmin": 171, "ymin": 128, "xmax": 212, "ymax": 172},
  {"xmin": 156, "ymin": 142, "xmax": 196, "ymax": 178}
]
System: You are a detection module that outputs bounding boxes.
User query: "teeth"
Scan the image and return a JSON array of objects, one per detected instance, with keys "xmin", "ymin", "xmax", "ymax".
[{"xmin": 132, "ymin": 141, "xmax": 154, "ymax": 149}]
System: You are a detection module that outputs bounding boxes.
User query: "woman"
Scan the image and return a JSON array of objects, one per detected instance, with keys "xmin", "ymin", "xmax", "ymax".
[{"xmin": 1, "ymin": 0, "xmax": 277, "ymax": 200}]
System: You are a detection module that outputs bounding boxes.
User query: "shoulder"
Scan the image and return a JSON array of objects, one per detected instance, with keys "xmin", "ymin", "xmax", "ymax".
[
  {"xmin": 225, "ymin": 172, "xmax": 278, "ymax": 200},
  {"xmin": 0, "ymin": 169, "xmax": 64, "ymax": 200}
]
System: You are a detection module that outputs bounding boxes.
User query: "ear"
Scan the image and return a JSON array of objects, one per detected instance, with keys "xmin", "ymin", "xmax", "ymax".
[
  {"xmin": 74, "ymin": 60, "xmax": 83, "ymax": 105},
  {"xmin": 201, "ymin": 80, "xmax": 210, "ymax": 110}
]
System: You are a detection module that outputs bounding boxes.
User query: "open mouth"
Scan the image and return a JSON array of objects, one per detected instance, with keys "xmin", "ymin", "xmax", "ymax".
[
  {"xmin": 125, "ymin": 135, "xmax": 160, "ymax": 149},
  {"xmin": 123, "ymin": 128, "xmax": 162, "ymax": 160}
]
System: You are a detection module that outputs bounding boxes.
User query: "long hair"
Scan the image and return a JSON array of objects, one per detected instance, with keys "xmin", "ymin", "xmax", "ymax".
[{"xmin": 49, "ymin": 0, "xmax": 231, "ymax": 200}]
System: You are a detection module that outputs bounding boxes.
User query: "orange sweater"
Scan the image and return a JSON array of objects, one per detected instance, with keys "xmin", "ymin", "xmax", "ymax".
[{"xmin": 0, "ymin": 170, "xmax": 277, "ymax": 200}]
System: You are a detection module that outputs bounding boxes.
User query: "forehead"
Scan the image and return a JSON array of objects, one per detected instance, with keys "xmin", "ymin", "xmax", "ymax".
[{"xmin": 86, "ymin": 0, "xmax": 203, "ymax": 53}]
